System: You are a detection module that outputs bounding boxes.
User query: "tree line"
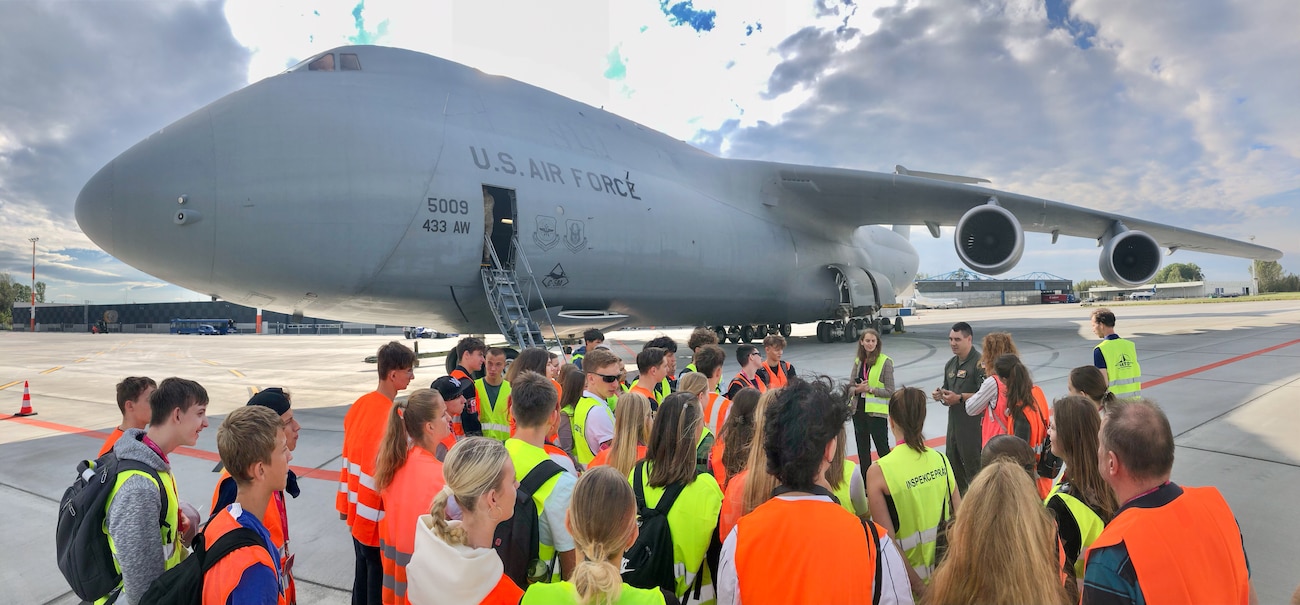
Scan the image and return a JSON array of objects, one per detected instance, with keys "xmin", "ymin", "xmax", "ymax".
[{"xmin": 0, "ymin": 273, "xmax": 47, "ymax": 329}]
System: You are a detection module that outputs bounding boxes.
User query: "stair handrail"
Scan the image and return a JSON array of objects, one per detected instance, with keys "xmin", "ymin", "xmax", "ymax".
[{"xmin": 509, "ymin": 234, "xmax": 564, "ymax": 351}]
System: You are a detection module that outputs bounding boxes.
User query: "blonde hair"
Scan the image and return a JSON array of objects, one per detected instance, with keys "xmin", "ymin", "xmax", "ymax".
[
  {"xmin": 677, "ymin": 371, "xmax": 708, "ymax": 397},
  {"xmin": 217, "ymin": 406, "xmax": 282, "ymax": 484},
  {"xmin": 923, "ymin": 459, "xmax": 1069, "ymax": 605},
  {"xmin": 375, "ymin": 389, "xmax": 446, "ymax": 492},
  {"xmin": 742, "ymin": 388, "xmax": 782, "ymax": 514},
  {"xmin": 824, "ymin": 425, "xmax": 848, "ymax": 490},
  {"xmin": 427, "ymin": 436, "xmax": 511, "ymax": 547},
  {"xmin": 609, "ymin": 391, "xmax": 652, "ymax": 476},
  {"xmin": 568, "ymin": 467, "xmax": 638, "ymax": 605}
]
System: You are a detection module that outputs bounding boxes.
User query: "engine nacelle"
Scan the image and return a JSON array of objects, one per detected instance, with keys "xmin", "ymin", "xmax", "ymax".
[
  {"xmin": 1099, "ymin": 229, "xmax": 1161, "ymax": 287},
  {"xmin": 954, "ymin": 202, "xmax": 1024, "ymax": 275}
]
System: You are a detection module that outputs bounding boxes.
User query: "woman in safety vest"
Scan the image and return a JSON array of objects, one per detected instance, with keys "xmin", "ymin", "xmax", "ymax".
[
  {"xmin": 1066, "ymin": 365, "xmax": 1117, "ymax": 416},
  {"xmin": 866, "ymin": 387, "xmax": 960, "ymax": 596},
  {"xmin": 981, "ymin": 354, "xmax": 1053, "ymax": 497},
  {"xmin": 632, "ymin": 392, "xmax": 724, "ymax": 600},
  {"xmin": 374, "ymin": 388, "xmax": 451, "ymax": 605},
  {"xmin": 1045, "ymin": 394, "xmax": 1117, "ymax": 599},
  {"xmin": 677, "ymin": 372, "xmax": 719, "ymax": 476},
  {"xmin": 556, "ymin": 365, "xmax": 585, "ymax": 458},
  {"xmin": 924, "ymin": 459, "xmax": 1070, "ymax": 605},
  {"xmin": 959, "ymin": 331, "xmax": 1019, "ymax": 444},
  {"xmin": 718, "ymin": 388, "xmax": 779, "ymax": 542},
  {"xmin": 504, "ymin": 348, "xmax": 564, "ymax": 440},
  {"xmin": 587, "ymin": 391, "xmax": 653, "ymax": 475},
  {"xmin": 714, "ymin": 388, "xmax": 760, "ymax": 490},
  {"xmin": 522, "ymin": 466, "xmax": 668, "ymax": 605},
  {"xmin": 406, "ymin": 436, "xmax": 522, "ymax": 605},
  {"xmin": 849, "ymin": 328, "xmax": 895, "ymax": 464}
]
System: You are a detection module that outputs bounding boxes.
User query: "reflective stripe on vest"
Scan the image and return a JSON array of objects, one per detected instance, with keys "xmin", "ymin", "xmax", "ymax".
[
  {"xmin": 202, "ymin": 506, "xmax": 285, "ymax": 605},
  {"xmin": 877, "ymin": 446, "xmax": 952, "ymax": 582},
  {"xmin": 341, "ymin": 392, "xmax": 393, "ymax": 546},
  {"xmin": 505, "ymin": 438, "xmax": 566, "ymax": 580},
  {"xmin": 760, "ymin": 361, "xmax": 790, "ymax": 389},
  {"xmin": 211, "ymin": 472, "xmax": 293, "ymax": 598},
  {"xmin": 735, "ymin": 498, "xmax": 877, "ymax": 604},
  {"xmin": 730, "ymin": 373, "xmax": 767, "ymax": 394},
  {"xmin": 1096, "ymin": 338, "xmax": 1142, "ymax": 399},
  {"xmin": 571, "ymin": 397, "xmax": 604, "ymax": 465},
  {"xmin": 475, "ymin": 378, "xmax": 513, "ymax": 442},
  {"xmin": 633, "ymin": 461, "xmax": 723, "ymax": 597},
  {"xmin": 703, "ymin": 393, "xmax": 731, "ymax": 434},
  {"xmin": 1045, "ymin": 487, "xmax": 1106, "ymax": 579},
  {"xmin": 105, "ymin": 468, "xmax": 184, "ymax": 580},
  {"xmin": 1088, "ymin": 486, "xmax": 1249, "ymax": 605},
  {"xmin": 860, "ymin": 354, "xmax": 891, "ymax": 415}
]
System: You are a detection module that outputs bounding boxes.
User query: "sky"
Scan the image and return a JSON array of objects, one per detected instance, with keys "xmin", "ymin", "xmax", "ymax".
[{"xmin": 1, "ymin": 0, "xmax": 1298, "ymax": 305}]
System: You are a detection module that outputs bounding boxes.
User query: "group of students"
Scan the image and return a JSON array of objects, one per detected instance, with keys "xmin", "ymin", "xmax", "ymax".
[{"xmin": 79, "ymin": 311, "xmax": 1257, "ymax": 605}]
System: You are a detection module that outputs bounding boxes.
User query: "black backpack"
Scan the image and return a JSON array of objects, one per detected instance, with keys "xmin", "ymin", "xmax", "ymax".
[
  {"xmin": 622, "ymin": 461, "xmax": 688, "ymax": 594},
  {"xmin": 138, "ymin": 527, "xmax": 267, "ymax": 605},
  {"xmin": 56, "ymin": 451, "xmax": 169, "ymax": 602},
  {"xmin": 493, "ymin": 459, "xmax": 565, "ymax": 586}
]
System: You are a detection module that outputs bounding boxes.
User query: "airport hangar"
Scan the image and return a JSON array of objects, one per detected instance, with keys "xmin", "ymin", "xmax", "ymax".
[
  {"xmin": 9, "ymin": 300, "xmax": 402, "ymax": 335},
  {"xmin": 914, "ymin": 269, "xmax": 1074, "ymax": 306}
]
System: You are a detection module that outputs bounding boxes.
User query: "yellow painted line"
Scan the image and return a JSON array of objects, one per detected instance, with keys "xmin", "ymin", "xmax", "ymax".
[
  {"xmin": 0, "ymin": 380, "xmax": 21, "ymax": 391},
  {"xmin": 228, "ymin": 369, "xmax": 245, "ymax": 378},
  {"xmin": 40, "ymin": 366, "xmax": 63, "ymax": 375},
  {"xmin": 202, "ymin": 359, "xmax": 220, "ymax": 366},
  {"xmin": 247, "ymin": 386, "xmax": 260, "ymax": 398},
  {"xmin": 94, "ymin": 351, "xmax": 104, "ymax": 356},
  {"xmin": 75, "ymin": 357, "xmax": 89, "ymax": 363}
]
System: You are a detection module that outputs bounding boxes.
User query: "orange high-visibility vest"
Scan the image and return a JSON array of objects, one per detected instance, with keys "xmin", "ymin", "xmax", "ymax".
[
  {"xmin": 338, "ymin": 391, "xmax": 393, "ymax": 547},
  {"xmin": 481, "ymin": 573, "xmax": 524, "ymax": 605},
  {"xmin": 211, "ymin": 472, "xmax": 294, "ymax": 603},
  {"xmin": 710, "ymin": 437, "xmax": 727, "ymax": 489},
  {"xmin": 379, "ymin": 447, "xmax": 445, "ymax": 605},
  {"xmin": 758, "ymin": 361, "xmax": 791, "ymax": 389},
  {"xmin": 703, "ymin": 393, "xmax": 731, "ymax": 434},
  {"xmin": 588, "ymin": 443, "xmax": 646, "ymax": 471},
  {"xmin": 982, "ymin": 379, "xmax": 1053, "ymax": 497},
  {"xmin": 98, "ymin": 427, "xmax": 125, "ymax": 458},
  {"xmin": 718, "ymin": 469, "xmax": 749, "ymax": 543},
  {"xmin": 729, "ymin": 373, "xmax": 768, "ymax": 396},
  {"xmin": 1088, "ymin": 486, "xmax": 1249, "ymax": 605},
  {"xmin": 202, "ymin": 506, "xmax": 286, "ymax": 605},
  {"xmin": 735, "ymin": 498, "xmax": 878, "ymax": 604}
]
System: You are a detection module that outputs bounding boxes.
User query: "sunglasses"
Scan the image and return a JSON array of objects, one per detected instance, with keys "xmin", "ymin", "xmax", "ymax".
[{"xmin": 591, "ymin": 372, "xmax": 623, "ymax": 383}]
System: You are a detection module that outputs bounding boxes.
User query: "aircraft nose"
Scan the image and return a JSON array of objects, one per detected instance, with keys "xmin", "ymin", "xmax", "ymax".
[
  {"xmin": 76, "ymin": 109, "xmax": 218, "ymax": 291},
  {"xmin": 75, "ymin": 161, "xmax": 117, "ymax": 255}
]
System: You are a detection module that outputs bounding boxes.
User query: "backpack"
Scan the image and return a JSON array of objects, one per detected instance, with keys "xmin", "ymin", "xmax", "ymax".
[
  {"xmin": 56, "ymin": 451, "xmax": 169, "ymax": 602},
  {"xmin": 138, "ymin": 526, "xmax": 266, "ymax": 605},
  {"xmin": 622, "ymin": 460, "xmax": 688, "ymax": 594},
  {"xmin": 493, "ymin": 458, "xmax": 565, "ymax": 586}
]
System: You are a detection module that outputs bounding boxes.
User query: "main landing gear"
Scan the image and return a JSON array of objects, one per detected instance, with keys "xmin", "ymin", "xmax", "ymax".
[
  {"xmin": 815, "ymin": 316, "xmax": 905, "ymax": 343},
  {"xmin": 712, "ymin": 323, "xmax": 792, "ymax": 344}
]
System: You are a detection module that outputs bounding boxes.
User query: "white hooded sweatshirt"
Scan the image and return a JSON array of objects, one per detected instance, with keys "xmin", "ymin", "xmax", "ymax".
[{"xmin": 406, "ymin": 514, "xmax": 509, "ymax": 605}]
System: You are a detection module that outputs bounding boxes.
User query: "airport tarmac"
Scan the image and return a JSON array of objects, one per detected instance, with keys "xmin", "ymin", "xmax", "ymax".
[{"xmin": 4, "ymin": 300, "xmax": 1299, "ymax": 603}]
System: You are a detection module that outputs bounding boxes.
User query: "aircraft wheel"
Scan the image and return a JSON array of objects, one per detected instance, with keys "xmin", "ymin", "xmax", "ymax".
[
  {"xmin": 779, "ymin": 323, "xmax": 792, "ymax": 338},
  {"xmin": 816, "ymin": 322, "xmax": 829, "ymax": 343},
  {"xmin": 843, "ymin": 319, "xmax": 858, "ymax": 342},
  {"xmin": 894, "ymin": 317, "xmax": 905, "ymax": 333},
  {"xmin": 727, "ymin": 326, "xmax": 742, "ymax": 344},
  {"xmin": 740, "ymin": 325, "xmax": 755, "ymax": 344},
  {"xmin": 713, "ymin": 325, "xmax": 727, "ymax": 344}
]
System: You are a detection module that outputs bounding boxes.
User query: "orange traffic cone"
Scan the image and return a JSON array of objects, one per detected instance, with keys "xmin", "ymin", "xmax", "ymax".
[{"xmin": 15, "ymin": 381, "xmax": 36, "ymax": 416}]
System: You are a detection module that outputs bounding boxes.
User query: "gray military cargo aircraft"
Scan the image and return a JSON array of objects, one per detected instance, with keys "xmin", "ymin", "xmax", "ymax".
[{"xmin": 74, "ymin": 45, "xmax": 1281, "ymax": 347}]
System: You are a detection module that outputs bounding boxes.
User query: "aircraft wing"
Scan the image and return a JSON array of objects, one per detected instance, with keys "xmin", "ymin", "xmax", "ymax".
[{"xmin": 766, "ymin": 163, "xmax": 1282, "ymax": 261}]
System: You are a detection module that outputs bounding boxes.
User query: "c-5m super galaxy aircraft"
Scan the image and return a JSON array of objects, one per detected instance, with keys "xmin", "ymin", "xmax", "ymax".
[{"xmin": 75, "ymin": 45, "xmax": 1281, "ymax": 347}]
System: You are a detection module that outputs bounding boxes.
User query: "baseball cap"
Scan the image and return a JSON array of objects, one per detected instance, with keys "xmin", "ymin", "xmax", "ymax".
[
  {"xmin": 431, "ymin": 375, "xmax": 474, "ymax": 400},
  {"xmin": 246, "ymin": 387, "xmax": 291, "ymax": 415}
]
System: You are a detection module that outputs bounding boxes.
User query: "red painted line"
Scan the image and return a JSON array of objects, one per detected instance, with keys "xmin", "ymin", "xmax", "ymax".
[
  {"xmin": 0, "ymin": 414, "xmax": 334, "ymax": 480},
  {"xmin": 7, "ymin": 337, "xmax": 1299, "ymax": 482},
  {"xmin": 1143, "ymin": 337, "xmax": 1300, "ymax": 388},
  {"xmin": 610, "ymin": 338, "xmax": 639, "ymax": 359}
]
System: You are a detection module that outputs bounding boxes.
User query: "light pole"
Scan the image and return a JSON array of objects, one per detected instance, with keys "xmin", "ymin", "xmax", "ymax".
[{"xmin": 29, "ymin": 237, "xmax": 38, "ymax": 332}]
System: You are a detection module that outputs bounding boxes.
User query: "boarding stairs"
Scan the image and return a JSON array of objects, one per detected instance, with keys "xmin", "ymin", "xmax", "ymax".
[{"xmin": 481, "ymin": 234, "xmax": 563, "ymax": 350}]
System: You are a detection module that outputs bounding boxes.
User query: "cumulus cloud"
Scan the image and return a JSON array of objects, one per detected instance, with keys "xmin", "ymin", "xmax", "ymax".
[
  {"xmin": 0, "ymin": 0, "xmax": 248, "ymax": 302},
  {"xmin": 697, "ymin": 0, "xmax": 1298, "ymax": 279}
]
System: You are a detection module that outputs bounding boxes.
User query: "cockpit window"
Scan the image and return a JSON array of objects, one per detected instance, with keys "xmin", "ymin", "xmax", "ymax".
[
  {"xmin": 340, "ymin": 53, "xmax": 361, "ymax": 71},
  {"xmin": 308, "ymin": 54, "xmax": 335, "ymax": 71}
]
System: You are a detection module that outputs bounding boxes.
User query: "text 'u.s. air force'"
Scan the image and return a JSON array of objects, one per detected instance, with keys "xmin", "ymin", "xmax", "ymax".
[{"xmin": 468, "ymin": 146, "xmax": 641, "ymax": 200}]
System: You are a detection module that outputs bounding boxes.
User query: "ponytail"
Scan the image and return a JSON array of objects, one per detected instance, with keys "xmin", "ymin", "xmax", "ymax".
[
  {"xmin": 887, "ymin": 387, "xmax": 929, "ymax": 453},
  {"xmin": 742, "ymin": 389, "xmax": 782, "ymax": 515},
  {"xmin": 995, "ymin": 354, "xmax": 1035, "ymax": 419},
  {"xmin": 1098, "ymin": 390, "xmax": 1118, "ymax": 416},
  {"xmin": 568, "ymin": 467, "xmax": 635, "ymax": 605},
  {"xmin": 430, "ymin": 436, "xmax": 510, "ymax": 547},
  {"xmin": 427, "ymin": 486, "xmax": 468, "ymax": 546},
  {"xmin": 375, "ymin": 389, "xmax": 446, "ymax": 492},
  {"xmin": 824, "ymin": 425, "xmax": 848, "ymax": 490}
]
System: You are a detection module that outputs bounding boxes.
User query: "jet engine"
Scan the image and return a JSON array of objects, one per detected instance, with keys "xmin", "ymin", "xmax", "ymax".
[
  {"xmin": 1099, "ymin": 227, "xmax": 1161, "ymax": 287},
  {"xmin": 954, "ymin": 201, "xmax": 1024, "ymax": 275}
]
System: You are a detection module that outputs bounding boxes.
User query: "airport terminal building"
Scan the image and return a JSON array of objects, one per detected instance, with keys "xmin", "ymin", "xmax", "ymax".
[
  {"xmin": 10, "ymin": 300, "xmax": 400, "ymax": 335},
  {"xmin": 914, "ymin": 269, "xmax": 1074, "ymax": 307}
]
